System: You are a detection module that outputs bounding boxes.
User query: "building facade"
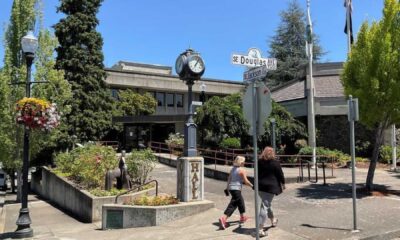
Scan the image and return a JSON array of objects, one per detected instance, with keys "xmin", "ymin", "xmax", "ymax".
[{"xmin": 105, "ymin": 61, "xmax": 244, "ymax": 150}]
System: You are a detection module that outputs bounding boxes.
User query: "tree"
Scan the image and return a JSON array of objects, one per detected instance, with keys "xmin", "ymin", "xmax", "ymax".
[
  {"xmin": 54, "ymin": 0, "xmax": 114, "ymax": 144},
  {"xmin": 261, "ymin": 101, "xmax": 307, "ymax": 154},
  {"xmin": 268, "ymin": 0, "xmax": 324, "ymax": 87},
  {"xmin": 115, "ymin": 89, "xmax": 156, "ymax": 116},
  {"xmin": 0, "ymin": 0, "xmax": 37, "ymax": 194},
  {"xmin": 30, "ymin": 29, "xmax": 72, "ymax": 165},
  {"xmin": 341, "ymin": 0, "xmax": 400, "ymax": 191},
  {"xmin": 195, "ymin": 93, "xmax": 249, "ymax": 147}
]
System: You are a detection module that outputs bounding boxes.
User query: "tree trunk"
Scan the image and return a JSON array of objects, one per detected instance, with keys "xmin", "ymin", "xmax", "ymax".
[
  {"xmin": 10, "ymin": 171, "xmax": 16, "ymax": 193},
  {"xmin": 366, "ymin": 122, "xmax": 386, "ymax": 191}
]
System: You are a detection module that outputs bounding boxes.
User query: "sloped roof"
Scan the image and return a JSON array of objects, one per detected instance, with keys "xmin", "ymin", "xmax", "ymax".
[{"xmin": 271, "ymin": 62, "xmax": 345, "ymax": 102}]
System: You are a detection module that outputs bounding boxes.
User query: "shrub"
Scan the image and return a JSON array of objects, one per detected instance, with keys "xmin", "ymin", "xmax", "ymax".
[
  {"xmin": 89, "ymin": 188, "xmax": 126, "ymax": 197},
  {"xmin": 129, "ymin": 194, "xmax": 179, "ymax": 206},
  {"xmin": 379, "ymin": 145, "xmax": 400, "ymax": 164},
  {"xmin": 165, "ymin": 132, "xmax": 184, "ymax": 147},
  {"xmin": 54, "ymin": 144, "xmax": 118, "ymax": 189},
  {"xmin": 126, "ymin": 148, "xmax": 158, "ymax": 185},
  {"xmin": 294, "ymin": 139, "xmax": 308, "ymax": 150},
  {"xmin": 220, "ymin": 137, "xmax": 241, "ymax": 149},
  {"xmin": 298, "ymin": 146, "xmax": 351, "ymax": 164}
]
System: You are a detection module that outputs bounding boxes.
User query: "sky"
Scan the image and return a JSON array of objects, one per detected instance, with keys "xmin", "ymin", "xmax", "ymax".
[{"xmin": 0, "ymin": 0, "xmax": 384, "ymax": 82}]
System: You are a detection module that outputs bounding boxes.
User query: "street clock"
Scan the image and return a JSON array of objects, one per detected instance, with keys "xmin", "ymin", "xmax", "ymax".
[{"xmin": 175, "ymin": 49, "xmax": 205, "ymax": 81}]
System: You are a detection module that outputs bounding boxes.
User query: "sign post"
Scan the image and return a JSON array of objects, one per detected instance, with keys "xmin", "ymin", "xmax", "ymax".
[
  {"xmin": 348, "ymin": 95, "xmax": 359, "ymax": 232},
  {"xmin": 233, "ymin": 48, "xmax": 276, "ymax": 240}
]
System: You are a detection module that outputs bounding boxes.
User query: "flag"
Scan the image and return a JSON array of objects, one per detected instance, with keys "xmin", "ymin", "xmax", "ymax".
[
  {"xmin": 306, "ymin": 0, "xmax": 313, "ymax": 58},
  {"xmin": 344, "ymin": 0, "xmax": 354, "ymax": 44}
]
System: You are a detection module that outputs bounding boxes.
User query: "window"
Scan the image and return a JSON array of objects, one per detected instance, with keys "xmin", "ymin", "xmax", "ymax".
[
  {"xmin": 166, "ymin": 93, "xmax": 174, "ymax": 107},
  {"xmin": 176, "ymin": 94, "xmax": 183, "ymax": 108},
  {"xmin": 156, "ymin": 92, "xmax": 165, "ymax": 107}
]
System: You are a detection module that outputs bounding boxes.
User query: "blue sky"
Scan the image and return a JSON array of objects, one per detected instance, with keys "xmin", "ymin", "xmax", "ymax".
[{"xmin": 0, "ymin": 0, "xmax": 383, "ymax": 81}]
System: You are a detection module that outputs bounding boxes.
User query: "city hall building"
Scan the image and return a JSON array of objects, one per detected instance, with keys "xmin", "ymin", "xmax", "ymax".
[{"xmin": 105, "ymin": 61, "xmax": 348, "ymax": 151}]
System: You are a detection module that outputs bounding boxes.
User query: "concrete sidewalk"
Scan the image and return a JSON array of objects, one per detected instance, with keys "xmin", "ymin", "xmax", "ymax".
[{"xmin": 1, "ymin": 162, "xmax": 400, "ymax": 240}]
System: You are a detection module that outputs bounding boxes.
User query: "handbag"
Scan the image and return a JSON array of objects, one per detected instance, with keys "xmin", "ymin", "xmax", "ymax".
[{"xmin": 224, "ymin": 189, "xmax": 229, "ymax": 196}]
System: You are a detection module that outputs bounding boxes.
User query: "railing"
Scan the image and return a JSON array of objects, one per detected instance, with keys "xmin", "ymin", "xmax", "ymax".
[
  {"xmin": 149, "ymin": 141, "xmax": 335, "ymax": 184},
  {"xmin": 114, "ymin": 179, "xmax": 159, "ymax": 204}
]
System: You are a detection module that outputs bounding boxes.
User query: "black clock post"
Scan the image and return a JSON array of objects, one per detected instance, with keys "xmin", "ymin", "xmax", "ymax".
[
  {"xmin": 175, "ymin": 49, "xmax": 206, "ymax": 202},
  {"xmin": 175, "ymin": 49, "xmax": 205, "ymax": 157}
]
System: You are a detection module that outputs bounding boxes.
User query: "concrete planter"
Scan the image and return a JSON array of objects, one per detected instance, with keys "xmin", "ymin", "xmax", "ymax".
[
  {"xmin": 102, "ymin": 200, "xmax": 214, "ymax": 229},
  {"xmin": 31, "ymin": 167, "xmax": 153, "ymax": 223}
]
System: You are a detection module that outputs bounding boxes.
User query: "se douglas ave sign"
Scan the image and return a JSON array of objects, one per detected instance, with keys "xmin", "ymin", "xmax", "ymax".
[{"xmin": 231, "ymin": 54, "xmax": 277, "ymax": 69}]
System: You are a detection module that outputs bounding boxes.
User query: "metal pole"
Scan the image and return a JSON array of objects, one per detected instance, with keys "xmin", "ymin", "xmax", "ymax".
[
  {"xmin": 349, "ymin": 95, "xmax": 358, "ymax": 231},
  {"xmin": 15, "ymin": 54, "xmax": 34, "ymax": 238},
  {"xmin": 252, "ymin": 81, "xmax": 260, "ymax": 240},
  {"xmin": 184, "ymin": 80, "xmax": 197, "ymax": 157},
  {"xmin": 392, "ymin": 124, "xmax": 397, "ymax": 171},
  {"xmin": 272, "ymin": 121, "xmax": 276, "ymax": 152},
  {"xmin": 346, "ymin": 0, "xmax": 352, "ymax": 53},
  {"xmin": 306, "ymin": 0, "xmax": 317, "ymax": 168}
]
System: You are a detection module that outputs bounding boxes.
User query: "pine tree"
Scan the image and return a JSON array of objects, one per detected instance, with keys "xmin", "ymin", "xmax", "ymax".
[
  {"xmin": 54, "ymin": 0, "xmax": 114, "ymax": 143},
  {"xmin": 268, "ymin": 0, "xmax": 324, "ymax": 87}
]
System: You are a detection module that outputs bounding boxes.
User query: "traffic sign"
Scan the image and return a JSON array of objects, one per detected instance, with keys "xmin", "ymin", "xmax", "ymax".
[
  {"xmin": 231, "ymin": 54, "xmax": 277, "ymax": 69},
  {"xmin": 242, "ymin": 82, "xmax": 272, "ymax": 135},
  {"xmin": 243, "ymin": 66, "xmax": 268, "ymax": 82}
]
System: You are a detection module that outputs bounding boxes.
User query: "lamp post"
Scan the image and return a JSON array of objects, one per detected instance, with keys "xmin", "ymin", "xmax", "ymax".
[
  {"xmin": 199, "ymin": 82, "xmax": 206, "ymax": 104},
  {"xmin": 270, "ymin": 118, "xmax": 276, "ymax": 152},
  {"xmin": 14, "ymin": 31, "xmax": 38, "ymax": 239}
]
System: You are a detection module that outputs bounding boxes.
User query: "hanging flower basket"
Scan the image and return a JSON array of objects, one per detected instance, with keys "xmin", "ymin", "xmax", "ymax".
[{"xmin": 16, "ymin": 97, "xmax": 61, "ymax": 131}]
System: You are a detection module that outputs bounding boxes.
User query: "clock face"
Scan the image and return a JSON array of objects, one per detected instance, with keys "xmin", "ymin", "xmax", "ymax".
[
  {"xmin": 188, "ymin": 55, "xmax": 205, "ymax": 74},
  {"xmin": 175, "ymin": 55, "xmax": 186, "ymax": 75}
]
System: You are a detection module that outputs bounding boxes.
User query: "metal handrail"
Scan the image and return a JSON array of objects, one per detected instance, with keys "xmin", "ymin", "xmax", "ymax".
[{"xmin": 114, "ymin": 179, "xmax": 159, "ymax": 204}]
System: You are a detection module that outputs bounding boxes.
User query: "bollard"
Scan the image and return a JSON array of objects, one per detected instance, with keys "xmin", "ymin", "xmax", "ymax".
[{"xmin": 322, "ymin": 161, "xmax": 326, "ymax": 186}]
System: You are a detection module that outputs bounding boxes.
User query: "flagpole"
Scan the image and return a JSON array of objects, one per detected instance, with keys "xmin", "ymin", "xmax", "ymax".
[
  {"xmin": 306, "ymin": 0, "xmax": 317, "ymax": 168},
  {"xmin": 346, "ymin": 0, "xmax": 352, "ymax": 52}
]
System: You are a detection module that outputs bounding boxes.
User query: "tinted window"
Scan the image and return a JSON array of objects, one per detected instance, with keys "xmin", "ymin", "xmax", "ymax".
[
  {"xmin": 0, "ymin": 174, "xmax": 4, "ymax": 178},
  {"xmin": 176, "ymin": 94, "xmax": 183, "ymax": 108},
  {"xmin": 166, "ymin": 93, "xmax": 174, "ymax": 107},
  {"xmin": 156, "ymin": 92, "xmax": 165, "ymax": 107}
]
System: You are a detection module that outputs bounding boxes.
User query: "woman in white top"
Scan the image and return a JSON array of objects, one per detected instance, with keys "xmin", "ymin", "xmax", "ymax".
[{"xmin": 218, "ymin": 156, "xmax": 253, "ymax": 230}]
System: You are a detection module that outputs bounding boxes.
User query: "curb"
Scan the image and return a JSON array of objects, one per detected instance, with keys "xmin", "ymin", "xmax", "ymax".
[{"xmin": 359, "ymin": 229, "xmax": 400, "ymax": 240}]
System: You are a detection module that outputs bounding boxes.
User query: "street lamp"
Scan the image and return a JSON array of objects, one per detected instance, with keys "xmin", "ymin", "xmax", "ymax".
[
  {"xmin": 14, "ymin": 31, "xmax": 38, "ymax": 239},
  {"xmin": 199, "ymin": 82, "xmax": 206, "ymax": 104},
  {"xmin": 270, "ymin": 118, "xmax": 276, "ymax": 152}
]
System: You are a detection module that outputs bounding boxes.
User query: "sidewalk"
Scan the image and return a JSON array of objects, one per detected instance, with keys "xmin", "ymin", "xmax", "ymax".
[{"xmin": 1, "ymin": 162, "xmax": 400, "ymax": 240}]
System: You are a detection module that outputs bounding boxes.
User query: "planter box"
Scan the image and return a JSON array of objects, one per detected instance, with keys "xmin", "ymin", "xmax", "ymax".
[
  {"xmin": 31, "ymin": 167, "xmax": 153, "ymax": 223},
  {"xmin": 102, "ymin": 200, "xmax": 214, "ymax": 229}
]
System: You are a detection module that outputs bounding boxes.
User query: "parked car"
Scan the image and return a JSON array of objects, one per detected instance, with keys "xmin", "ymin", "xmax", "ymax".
[{"xmin": 0, "ymin": 169, "xmax": 7, "ymax": 191}]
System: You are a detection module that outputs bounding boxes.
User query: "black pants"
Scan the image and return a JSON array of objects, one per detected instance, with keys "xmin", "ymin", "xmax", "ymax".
[{"xmin": 224, "ymin": 190, "xmax": 245, "ymax": 217}]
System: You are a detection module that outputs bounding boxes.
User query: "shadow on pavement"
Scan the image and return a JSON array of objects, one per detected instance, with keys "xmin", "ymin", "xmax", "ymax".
[
  {"xmin": 0, "ymin": 232, "xmax": 15, "ymax": 239},
  {"xmin": 300, "ymin": 223, "xmax": 351, "ymax": 231},
  {"xmin": 296, "ymin": 183, "xmax": 400, "ymax": 199}
]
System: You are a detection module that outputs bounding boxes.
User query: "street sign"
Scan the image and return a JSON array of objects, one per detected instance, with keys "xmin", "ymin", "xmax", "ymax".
[
  {"xmin": 348, "ymin": 98, "xmax": 359, "ymax": 121},
  {"xmin": 231, "ymin": 54, "xmax": 277, "ymax": 69},
  {"xmin": 243, "ymin": 66, "xmax": 268, "ymax": 82},
  {"xmin": 242, "ymin": 82, "xmax": 272, "ymax": 135}
]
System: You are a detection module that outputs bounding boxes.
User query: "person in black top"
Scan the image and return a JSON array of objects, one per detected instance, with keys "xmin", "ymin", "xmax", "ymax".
[{"xmin": 256, "ymin": 146, "xmax": 285, "ymax": 237}]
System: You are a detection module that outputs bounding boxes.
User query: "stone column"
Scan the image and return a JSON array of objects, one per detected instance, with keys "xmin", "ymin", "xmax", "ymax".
[{"xmin": 177, "ymin": 156, "xmax": 204, "ymax": 202}]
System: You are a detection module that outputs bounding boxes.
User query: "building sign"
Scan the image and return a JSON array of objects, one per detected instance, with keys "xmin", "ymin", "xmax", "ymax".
[{"xmin": 190, "ymin": 162, "xmax": 200, "ymax": 200}]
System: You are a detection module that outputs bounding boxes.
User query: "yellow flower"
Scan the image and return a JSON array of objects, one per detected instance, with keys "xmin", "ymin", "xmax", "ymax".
[{"xmin": 16, "ymin": 97, "xmax": 50, "ymax": 109}]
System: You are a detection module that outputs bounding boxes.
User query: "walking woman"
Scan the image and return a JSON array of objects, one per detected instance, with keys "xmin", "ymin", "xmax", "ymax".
[
  {"xmin": 256, "ymin": 146, "xmax": 285, "ymax": 237},
  {"xmin": 219, "ymin": 156, "xmax": 253, "ymax": 229}
]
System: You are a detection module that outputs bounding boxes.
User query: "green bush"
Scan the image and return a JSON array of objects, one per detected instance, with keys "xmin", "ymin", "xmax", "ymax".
[
  {"xmin": 379, "ymin": 145, "xmax": 400, "ymax": 164},
  {"xmin": 220, "ymin": 137, "xmax": 241, "ymax": 149},
  {"xmin": 126, "ymin": 148, "xmax": 158, "ymax": 185},
  {"xmin": 54, "ymin": 144, "xmax": 118, "ymax": 189},
  {"xmin": 298, "ymin": 146, "xmax": 351, "ymax": 164},
  {"xmin": 129, "ymin": 194, "xmax": 179, "ymax": 206},
  {"xmin": 89, "ymin": 188, "xmax": 126, "ymax": 197},
  {"xmin": 165, "ymin": 132, "xmax": 184, "ymax": 146},
  {"xmin": 294, "ymin": 139, "xmax": 308, "ymax": 151}
]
